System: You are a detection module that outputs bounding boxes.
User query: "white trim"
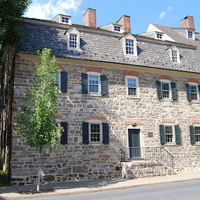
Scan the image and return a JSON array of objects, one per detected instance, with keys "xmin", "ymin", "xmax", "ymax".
[
  {"xmin": 87, "ymin": 72, "xmax": 101, "ymax": 95},
  {"xmin": 67, "ymin": 27, "xmax": 81, "ymax": 51},
  {"xmin": 162, "ymin": 123, "xmax": 176, "ymax": 145},
  {"xmin": 125, "ymin": 75, "xmax": 140, "ymax": 98},
  {"xmin": 188, "ymin": 82, "xmax": 199, "ymax": 101},
  {"xmin": 187, "ymin": 29, "xmax": 195, "ymax": 40},
  {"xmin": 160, "ymin": 79, "xmax": 172, "ymax": 99},
  {"xmin": 169, "ymin": 45, "xmax": 181, "ymax": 63}
]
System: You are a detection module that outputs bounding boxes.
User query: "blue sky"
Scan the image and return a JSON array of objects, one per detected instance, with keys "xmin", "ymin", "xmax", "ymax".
[{"xmin": 24, "ymin": 0, "xmax": 200, "ymax": 34}]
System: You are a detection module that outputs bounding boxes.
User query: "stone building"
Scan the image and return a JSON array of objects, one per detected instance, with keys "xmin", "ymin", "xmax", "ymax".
[{"xmin": 1, "ymin": 8, "xmax": 200, "ymax": 185}]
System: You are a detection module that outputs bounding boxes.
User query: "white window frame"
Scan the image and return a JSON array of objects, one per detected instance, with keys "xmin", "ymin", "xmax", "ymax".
[
  {"xmin": 88, "ymin": 119, "xmax": 103, "ymax": 144},
  {"xmin": 55, "ymin": 69, "xmax": 61, "ymax": 85},
  {"xmin": 163, "ymin": 123, "xmax": 175, "ymax": 144},
  {"xmin": 160, "ymin": 79, "xmax": 171, "ymax": 99},
  {"xmin": 193, "ymin": 125, "xmax": 200, "ymax": 143},
  {"xmin": 87, "ymin": 72, "xmax": 101, "ymax": 95},
  {"xmin": 156, "ymin": 32, "xmax": 163, "ymax": 40},
  {"xmin": 188, "ymin": 82, "xmax": 199, "ymax": 101},
  {"xmin": 67, "ymin": 27, "xmax": 81, "ymax": 51},
  {"xmin": 169, "ymin": 46, "xmax": 180, "ymax": 63},
  {"xmin": 125, "ymin": 76, "xmax": 139, "ymax": 98},
  {"xmin": 121, "ymin": 34, "xmax": 137, "ymax": 57},
  {"xmin": 187, "ymin": 29, "xmax": 195, "ymax": 40}
]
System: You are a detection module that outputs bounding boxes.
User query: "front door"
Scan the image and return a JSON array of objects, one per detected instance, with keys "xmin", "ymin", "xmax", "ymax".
[{"xmin": 128, "ymin": 129, "xmax": 141, "ymax": 159}]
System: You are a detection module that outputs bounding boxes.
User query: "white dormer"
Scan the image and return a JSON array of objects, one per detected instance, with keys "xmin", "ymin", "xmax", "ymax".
[
  {"xmin": 100, "ymin": 24, "xmax": 125, "ymax": 33},
  {"xmin": 173, "ymin": 28, "xmax": 195, "ymax": 40},
  {"xmin": 121, "ymin": 34, "xmax": 137, "ymax": 57},
  {"xmin": 66, "ymin": 27, "xmax": 81, "ymax": 51},
  {"xmin": 51, "ymin": 14, "xmax": 72, "ymax": 25},
  {"xmin": 168, "ymin": 46, "xmax": 181, "ymax": 63}
]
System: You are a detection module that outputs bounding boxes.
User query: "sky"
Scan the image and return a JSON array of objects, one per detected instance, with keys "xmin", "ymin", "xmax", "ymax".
[{"xmin": 23, "ymin": 0, "xmax": 200, "ymax": 34}]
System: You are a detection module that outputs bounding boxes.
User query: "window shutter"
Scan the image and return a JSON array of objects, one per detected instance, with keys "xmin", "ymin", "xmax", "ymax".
[
  {"xmin": 156, "ymin": 80, "xmax": 162, "ymax": 99},
  {"xmin": 100, "ymin": 75, "xmax": 107, "ymax": 95},
  {"xmin": 159, "ymin": 125, "xmax": 165, "ymax": 145},
  {"xmin": 185, "ymin": 83, "xmax": 191, "ymax": 101},
  {"xmin": 175, "ymin": 125, "xmax": 180, "ymax": 144},
  {"xmin": 82, "ymin": 73, "xmax": 88, "ymax": 94},
  {"xmin": 82, "ymin": 122, "xmax": 89, "ymax": 144},
  {"xmin": 102, "ymin": 123, "xmax": 109, "ymax": 144},
  {"xmin": 60, "ymin": 122, "xmax": 68, "ymax": 144},
  {"xmin": 60, "ymin": 71, "xmax": 67, "ymax": 92},
  {"xmin": 190, "ymin": 125, "xmax": 195, "ymax": 144},
  {"xmin": 198, "ymin": 85, "xmax": 200, "ymax": 97},
  {"xmin": 171, "ymin": 82, "xmax": 177, "ymax": 101}
]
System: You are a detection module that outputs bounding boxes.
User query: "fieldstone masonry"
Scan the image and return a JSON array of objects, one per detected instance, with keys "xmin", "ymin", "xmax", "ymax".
[{"xmin": 11, "ymin": 54, "xmax": 200, "ymax": 185}]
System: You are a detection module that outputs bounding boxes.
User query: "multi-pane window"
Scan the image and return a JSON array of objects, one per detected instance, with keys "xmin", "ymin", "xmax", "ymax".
[
  {"xmin": 114, "ymin": 26, "xmax": 121, "ymax": 32},
  {"xmin": 128, "ymin": 79, "xmax": 136, "ymax": 95},
  {"xmin": 90, "ymin": 124, "xmax": 101, "ymax": 143},
  {"xmin": 195, "ymin": 127, "xmax": 200, "ymax": 142},
  {"xmin": 165, "ymin": 126, "xmax": 173, "ymax": 143},
  {"xmin": 188, "ymin": 31, "xmax": 193, "ymax": 39},
  {"xmin": 157, "ymin": 33, "xmax": 163, "ymax": 39},
  {"xmin": 69, "ymin": 34, "xmax": 77, "ymax": 48},
  {"xmin": 162, "ymin": 82, "xmax": 170, "ymax": 98},
  {"xmin": 172, "ymin": 50, "xmax": 178, "ymax": 62},
  {"xmin": 190, "ymin": 85, "xmax": 198, "ymax": 100},
  {"xmin": 89, "ymin": 75, "xmax": 99, "ymax": 93},
  {"xmin": 62, "ymin": 17, "xmax": 69, "ymax": 23},
  {"xmin": 126, "ymin": 39, "xmax": 134, "ymax": 55}
]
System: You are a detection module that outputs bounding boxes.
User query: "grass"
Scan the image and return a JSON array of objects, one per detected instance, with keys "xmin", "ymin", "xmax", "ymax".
[{"xmin": 0, "ymin": 170, "xmax": 9, "ymax": 187}]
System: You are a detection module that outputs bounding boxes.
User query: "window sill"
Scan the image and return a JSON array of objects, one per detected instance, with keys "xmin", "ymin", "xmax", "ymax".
[
  {"xmin": 126, "ymin": 95, "xmax": 140, "ymax": 99},
  {"xmin": 189, "ymin": 100, "xmax": 200, "ymax": 104},
  {"xmin": 87, "ymin": 93, "xmax": 102, "ymax": 97},
  {"xmin": 159, "ymin": 98, "xmax": 173, "ymax": 102},
  {"xmin": 164, "ymin": 143, "xmax": 177, "ymax": 146},
  {"xmin": 193, "ymin": 142, "xmax": 200, "ymax": 146},
  {"xmin": 124, "ymin": 54, "xmax": 138, "ymax": 58}
]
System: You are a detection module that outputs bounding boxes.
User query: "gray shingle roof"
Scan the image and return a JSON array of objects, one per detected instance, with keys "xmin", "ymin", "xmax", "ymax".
[{"xmin": 15, "ymin": 18, "xmax": 200, "ymax": 73}]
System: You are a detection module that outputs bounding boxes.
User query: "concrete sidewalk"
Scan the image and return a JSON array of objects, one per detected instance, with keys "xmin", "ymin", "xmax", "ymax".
[{"xmin": 1, "ymin": 170, "xmax": 200, "ymax": 200}]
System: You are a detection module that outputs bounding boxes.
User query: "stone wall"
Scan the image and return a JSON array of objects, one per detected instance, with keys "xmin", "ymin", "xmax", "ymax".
[{"xmin": 11, "ymin": 53, "xmax": 200, "ymax": 185}]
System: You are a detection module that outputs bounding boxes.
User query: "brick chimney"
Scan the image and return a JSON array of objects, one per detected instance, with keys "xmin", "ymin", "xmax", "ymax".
[
  {"xmin": 116, "ymin": 15, "xmax": 131, "ymax": 33},
  {"xmin": 83, "ymin": 8, "xmax": 96, "ymax": 27},
  {"xmin": 180, "ymin": 16, "xmax": 195, "ymax": 30}
]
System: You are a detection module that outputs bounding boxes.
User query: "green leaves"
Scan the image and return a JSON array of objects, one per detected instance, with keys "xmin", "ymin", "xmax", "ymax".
[{"xmin": 15, "ymin": 48, "xmax": 62, "ymax": 150}]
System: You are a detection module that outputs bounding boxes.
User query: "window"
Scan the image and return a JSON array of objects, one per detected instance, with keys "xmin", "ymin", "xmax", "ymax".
[
  {"xmin": 62, "ymin": 17, "xmax": 69, "ymax": 23},
  {"xmin": 186, "ymin": 83, "xmax": 200, "ymax": 101},
  {"xmin": 67, "ymin": 27, "xmax": 80, "ymax": 50},
  {"xmin": 190, "ymin": 125, "xmax": 200, "ymax": 144},
  {"xmin": 156, "ymin": 33, "xmax": 163, "ymax": 39},
  {"xmin": 60, "ymin": 122, "xmax": 68, "ymax": 144},
  {"xmin": 195, "ymin": 127, "xmax": 200, "ymax": 142},
  {"xmin": 125, "ymin": 76, "xmax": 139, "ymax": 98},
  {"xmin": 114, "ymin": 25, "xmax": 121, "ymax": 32},
  {"xmin": 82, "ymin": 121, "xmax": 109, "ymax": 144},
  {"xmin": 159, "ymin": 124, "xmax": 180, "ymax": 145},
  {"xmin": 187, "ymin": 30, "xmax": 194, "ymax": 39},
  {"xmin": 121, "ymin": 34, "xmax": 137, "ymax": 57},
  {"xmin": 169, "ymin": 46, "xmax": 180, "ymax": 63},
  {"xmin": 156, "ymin": 80, "xmax": 177, "ymax": 100},
  {"xmin": 82, "ymin": 72, "xmax": 107, "ymax": 96},
  {"xmin": 55, "ymin": 70, "xmax": 67, "ymax": 92}
]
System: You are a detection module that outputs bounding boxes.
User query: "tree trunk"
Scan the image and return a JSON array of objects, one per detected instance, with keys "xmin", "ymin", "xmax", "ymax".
[{"xmin": 37, "ymin": 145, "xmax": 42, "ymax": 192}]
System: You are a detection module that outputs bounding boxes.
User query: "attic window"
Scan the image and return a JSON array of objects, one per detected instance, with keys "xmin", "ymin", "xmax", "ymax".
[
  {"xmin": 62, "ymin": 17, "xmax": 69, "ymax": 23},
  {"xmin": 122, "ymin": 34, "xmax": 138, "ymax": 57},
  {"xmin": 188, "ymin": 30, "xmax": 194, "ymax": 39},
  {"xmin": 169, "ymin": 46, "xmax": 180, "ymax": 63},
  {"xmin": 114, "ymin": 25, "xmax": 121, "ymax": 32},
  {"xmin": 67, "ymin": 27, "xmax": 81, "ymax": 51},
  {"xmin": 157, "ymin": 33, "xmax": 163, "ymax": 40},
  {"xmin": 172, "ymin": 50, "xmax": 178, "ymax": 62}
]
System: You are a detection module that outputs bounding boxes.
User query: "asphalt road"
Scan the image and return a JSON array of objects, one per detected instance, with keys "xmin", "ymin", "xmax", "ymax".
[{"xmin": 27, "ymin": 179, "xmax": 200, "ymax": 200}]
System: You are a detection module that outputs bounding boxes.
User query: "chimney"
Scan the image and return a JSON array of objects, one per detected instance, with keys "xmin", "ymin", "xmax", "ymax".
[
  {"xmin": 83, "ymin": 8, "xmax": 96, "ymax": 27},
  {"xmin": 180, "ymin": 16, "xmax": 195, "ymax": 30},
  {"xmin": 116, "ymin": 15, "xmax": 131, "ymax": 33}
]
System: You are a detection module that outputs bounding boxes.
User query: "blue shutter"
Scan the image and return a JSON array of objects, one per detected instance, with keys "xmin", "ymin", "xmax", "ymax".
[
  {"xmin": 82, "ymin": 73, "xmax": 88, "ymax": 94},
  {"xmin": 82, "ymin": 122, "xmax": 89, "ymax": 144},
  {"xmin": 60, "ymin": 122, "xmax": 68, "ymax": 144},
  {"xmin": 100, "ymin": 75, "xmax": 107, "ymax": 95},
  {"xmin": 102, "ymin": 123, "xmax": 109, "ymax": 144},
  {"xmin": 171, "ymin": 82, "xmax": 177, "ymax": 101},
  {"xmin": 159, "ymin": 125, "xmax": 165, "ymax": 145},
  {"xmin": 60, "ymin": 71, "xmax": 67, "ymax": 92},
  {"xmin": 185, "ymin": 83, "xmax": 191, "ymax": 101},
  {"xmin": 156, "ymin": 80, "xmax": 162, "ymax": 99},
  {"xmin": 175, "ymin": 125, "xmax": 180, "ymax": 144},
  {"xmin": 198, "ymin": 85, "xmax": 200, "ymax": 98},
  {"xmin": 190, "ymin": 126, "xmax": 195, "ymax": 144}
]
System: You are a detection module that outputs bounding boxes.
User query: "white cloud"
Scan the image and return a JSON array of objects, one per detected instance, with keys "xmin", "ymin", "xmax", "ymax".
[
  {"xmin": 24, "ymin": 0, "xmax": 82, "ymax": 19},
  {"xmin": 159, "ymin": 6, "xmax": 172, "ymax": 20}
]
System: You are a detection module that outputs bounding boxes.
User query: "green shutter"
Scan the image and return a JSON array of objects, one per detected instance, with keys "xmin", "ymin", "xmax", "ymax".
[
  {"xmin": 60, "ymin": 122, "xmax": 68, "ymax": 144},
  {"xmin": 82, "ymin": 122, "xmax": 89, "ymax": 144},
  {"xmin": 156, "ymin": 80, "xmax": 162, "ymax": 99},
  {"xmin": 60, "ymin": 71, "xmax": 67, "ymax": 92},
  {"xmin": 102, "ymin": 123, "xmax": 109, "ymax": 144},
  {"xmin": 100, "ymin": 75, "xmax": 107, "ymax": 95},
  {"xmin": 171, "ymin": 82, "xmax": 177, "ymax": 101},
  {"xmin": 82, "ymin": 73, "xmax": 88, "ymax": 94},
  {"xmin": 185, "ymin": 83, "xmax": 191, "ymax": 101},
  {"xmin": 159, "ymin": 125, "xmax": 165, "ymax": 145},
  {"xmin": 175, "ymin": 125, "xmax": 180, "ymax": 144},
  {"xmin": 190, "ymin": 126, "xmax": 195, "ymax": 144}
]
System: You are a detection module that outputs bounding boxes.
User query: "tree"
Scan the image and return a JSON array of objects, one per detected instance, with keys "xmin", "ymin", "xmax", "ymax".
[
  {"xmin": 0, "ymin": 0, "xmax": 31, "ymax": 64},
  {"xmin": 15, "ymin": 48, "xmax": 62, "ymax": 191}
]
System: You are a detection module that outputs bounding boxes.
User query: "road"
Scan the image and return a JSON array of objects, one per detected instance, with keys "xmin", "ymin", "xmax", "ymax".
[{"xmin": 27, "ymin": 179, "xmax": 200, "ymax": 200}]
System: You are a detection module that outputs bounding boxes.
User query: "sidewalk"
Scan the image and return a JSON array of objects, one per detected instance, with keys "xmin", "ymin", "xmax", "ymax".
[{"xmin": 1, "ymin": 169, "xmax": 200, "ymax": 200}]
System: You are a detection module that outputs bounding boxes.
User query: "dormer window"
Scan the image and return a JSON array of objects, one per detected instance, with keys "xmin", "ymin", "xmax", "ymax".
[
  {"xmin": 114, "ymin": 25, "xmax": 121, "ymax": 32},
  {"xmin": 169, "ymin": 46, "xmax": 180, "ymax": 63},
  {"xmin": 51, "ymin": 14, "xmax": 72, "ymax": 25},
  {"xmin": 156, "ymin": 33, "xmax": 163, "ymax": 40},
  {"xmin": 122, "ymin": 34, "xmax": 137, "ymax": 57},
  {"xmin": 172, "ymin": 50, "xmax": 178, "ymax": 62},
  {"xmin": 62, "ymin": 17, "xmax": 69, "ymax": 24},
  {"xmin": 67, "ymin": 27, "xmax": 80, "ymax": 50},
  {"xmin": 187, "ymin": 30, "xmax": 194, "ymax": 39}
]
